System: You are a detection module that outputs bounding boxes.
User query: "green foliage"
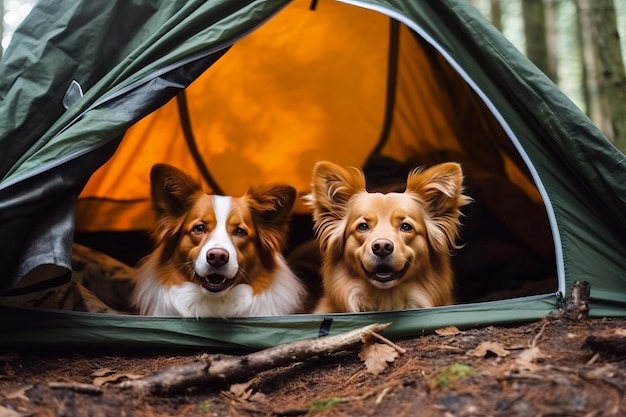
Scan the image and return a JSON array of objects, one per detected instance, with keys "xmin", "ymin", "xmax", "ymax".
[
  {"xmin": 309, "ymin": 397, "xmax": 343, "ymax": 413},
  {"xmin": 431, "ymin": 363, "xmax": 473, "ymax": 390},
  {"xmin": 198, "ymin": 400, "xmax": 212, "ymax": 413}
]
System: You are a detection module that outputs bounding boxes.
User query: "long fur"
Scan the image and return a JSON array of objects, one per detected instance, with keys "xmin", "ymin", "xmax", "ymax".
[
  {"xmin": 133, "ymin": 164, "xmax": 305, "ymax": 317},
  {"xmin": 308, "ymin": 161, "xmax": 470, "ymax": 313}
]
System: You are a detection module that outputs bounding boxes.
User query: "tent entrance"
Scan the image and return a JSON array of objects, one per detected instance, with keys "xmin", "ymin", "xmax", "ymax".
[{"xmin": 73, "ymin": 0, "xmax": 558, "ymax": 305}]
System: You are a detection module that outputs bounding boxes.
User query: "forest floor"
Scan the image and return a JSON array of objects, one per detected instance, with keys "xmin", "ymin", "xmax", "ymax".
[{"xmin": 2, "ymin": 314, "xmax": 626, "ymax": 417}]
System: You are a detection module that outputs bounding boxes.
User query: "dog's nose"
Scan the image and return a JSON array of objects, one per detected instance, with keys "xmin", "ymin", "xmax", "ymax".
[
  {"xmin": 372, "ymin": 239, "xmax": 394, "ymax": 258},
  {"xmin": 206, "ymin": 248, "xmax": 229, "ymax": 267}
]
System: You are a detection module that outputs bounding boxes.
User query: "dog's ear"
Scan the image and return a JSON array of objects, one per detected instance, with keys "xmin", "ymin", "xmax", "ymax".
[
  {"xmin": 406, "ymin": 162, "xmax": 470, "ymax": 251},
  {"xmin": 150, "ymin": 164, "xmax": 202, "ymax": 219},
  {"xmin": 149, "ymin": 164, "xmax": 202, "ymax": 254},
  {"xmin": 309, "ymin": 161, "xmax": 366, "ymax": 213},
  {"xmin": 308, "ymin": 161, "xmax": 366, "ymax": 257},
  {"xmin": 247, "ymin": 184, "xmax": 297, "ymax": 269}
]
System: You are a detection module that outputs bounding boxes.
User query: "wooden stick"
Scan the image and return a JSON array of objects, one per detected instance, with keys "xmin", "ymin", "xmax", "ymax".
[
  {"xmin": 362, "ymin": 329, "xmax": 407, "ymax": 354},
  {"xmin": 49, "ymin": 382, "xmax": 103, "ymax": 395},
  {"xmin": 584, "ymin": 335, "xmax": 626, "ymax": 356},
  {"xmin": 119, "ymin": 323, "xmax": 390, "ymax": 396},
  {"xmin": 562, "ymin": 280, "xmax": 590, "ymax": 321}
]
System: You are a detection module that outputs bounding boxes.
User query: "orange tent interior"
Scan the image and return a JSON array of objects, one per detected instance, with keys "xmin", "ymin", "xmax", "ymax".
[{"xmin": 74, "ymin": 0, "xmax": 555, "ymax": 303}]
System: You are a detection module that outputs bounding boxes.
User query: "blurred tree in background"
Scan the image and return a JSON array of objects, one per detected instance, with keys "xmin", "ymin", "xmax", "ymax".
[
  {"xmin": 523, "ymin": 0, "xmax": 558, "ymax": 81},
  {"xmin": 576, "ymin": 0, "xmax": 626, "ymax": 148},
  {"xmin": 472, "ymin": 0, "xmax": 626, "ymax": 151}
]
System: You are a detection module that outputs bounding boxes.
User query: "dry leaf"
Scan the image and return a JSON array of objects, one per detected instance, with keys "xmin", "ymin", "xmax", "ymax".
[
  {"xmin": 93, "ymin": 372, "xmax": 144, "ymax": 386},
  {"xmin": 468, "ymin": 341, "xmax": 510, "ymax": 358},
  {"xmin": 516, "ymin": 346, "xmax": 544, "ymax": 363},
  {"xmin": 229, "ymin": 381, "xmax": 253, "ymax": 400},
  {"xmin": 513, "ymin": 360, "xmax": 542, "ymax": 373},
  {"xmin": 512, "ymin": 346, "xmax": 546, "ymax": 373},
  {"xmin": 228, "ymin": 377, "xmax": 261, "ymax": 401},
  {"xmin": 614, "ymin": 328, "xmax": 626, "ymax": 337},
  {"xmin": 4, "ymin": 385, "xmax": 32, "ymax": 401},
  {"xmin": 0, "ymin": 405, "xmax": 23, "ymax": 417},
  {"xmin": 249, "ymin": 392, "xmax": 269, "ymax": 406},
  {"xmin": 435, "ymin": 326, "xmax": 461, "ymax": 336},
  {"xmin": 359, "ymin": 342, "xmax": 399, "ymax": 375},
  {"xmin": 91, "ymin": 368, "xmax": 115, "ymax": 378},
  {"xmin": 584, "ymin": 363, "xmax": 617, "ymax": 380}
]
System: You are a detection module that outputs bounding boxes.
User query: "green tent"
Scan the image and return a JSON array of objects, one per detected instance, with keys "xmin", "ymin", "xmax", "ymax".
[{"xmin": 1, "ymin": 0, "xmax": 625, "ymax": 349}]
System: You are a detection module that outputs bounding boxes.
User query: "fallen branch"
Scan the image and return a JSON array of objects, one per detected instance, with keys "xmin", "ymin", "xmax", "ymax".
[
  {"xmin": 584, "ymin": 334, "xmax": 626, "ymax": 356},
  {"xmin": 362, "ymin": 329, "xmax": 407, "ymax": 354},
  {"xmin": 118, "ymin": 322, "xmax": 390, "ymax": 396},
  {"xmin": 49, "ymin": 382, "xmax": 103, "ymax": 395}
]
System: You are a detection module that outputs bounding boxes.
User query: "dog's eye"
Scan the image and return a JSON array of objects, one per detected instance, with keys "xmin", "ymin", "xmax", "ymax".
[
  {"xmin": 357, "ymin": 222, "xmax": 369, "ymax": 232},
  {"xmin": 233, "ymin": 226, "xmax": 248, "ymax": 237},
  {"xmin": 192, "ymin": 224, "xmax": 206, "ymax": 234},
  {"xmin": 400, "ymin": 222, "xmax": 413, "ymax": 232}
]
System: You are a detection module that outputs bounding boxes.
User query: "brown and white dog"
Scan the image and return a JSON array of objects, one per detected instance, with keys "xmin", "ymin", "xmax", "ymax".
[
  {"xmin": 132, "ymin": 164, "xmax": 305, "ymax": 317},
  {"xmin": 308, "ymin": 161, "xmax": 470, "ymax": 313}
]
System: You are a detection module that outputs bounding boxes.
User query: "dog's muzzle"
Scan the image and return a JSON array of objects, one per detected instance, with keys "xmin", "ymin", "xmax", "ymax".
[
  {"xmin": 196, "ymin": 273, "xmax": 235, "ymax": 293},
  {"xmin": 361, "ymin": 262, "xmax": 410, "ymax": 285}
]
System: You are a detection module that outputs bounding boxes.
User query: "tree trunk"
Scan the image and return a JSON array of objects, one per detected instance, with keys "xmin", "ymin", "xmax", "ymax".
[
  {"xmin": 575, "ymin": 0, "xmax": 591, "ymax": 116},
  {"xmin": 0, "ymin": 0, "xmax": 4, "ymax": 59},
  {"xmin": 577, "ymin": 0, "xmax": 611, "ymax": 138},
  {"xmin": 543, "ymin": 0, "xmax": 559, "ymax": 84},
  {"xmin": 590, "ymin": 0, "xmax": 626, "ymax": 149},
  {"xmin": 577, "ymin": 0, "xmax": 626, "ymax": 148},
  {"xmin": 523, "ymin": 0, "xmax": 556, "ymax": 82},
  {"xmin": 490, "ymin": 0, "xmax": 502, "ymax": 32}
]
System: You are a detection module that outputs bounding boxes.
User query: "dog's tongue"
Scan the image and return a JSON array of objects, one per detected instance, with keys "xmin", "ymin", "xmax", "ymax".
[{"xmin": 198, "ymin": 274, "xmax": 232, "ymax": 293}]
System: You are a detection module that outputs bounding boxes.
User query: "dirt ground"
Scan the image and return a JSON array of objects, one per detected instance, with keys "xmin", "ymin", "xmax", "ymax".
[{"xmin": 1, "ymin": 314, "xmax": 626, "ymax": 417}]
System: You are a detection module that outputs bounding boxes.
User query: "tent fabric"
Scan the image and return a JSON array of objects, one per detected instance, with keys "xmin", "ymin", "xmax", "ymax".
[
  {"xmin": 0, "ymin": 295, "xmax": 557, "ymax": 350},
  {"xmin": 0, "ymin": 0, "xmax": 283, "ymax": 292},
  {"xmin": 0, "ymin": 0, "xmax": 625, "ymax": 349}
]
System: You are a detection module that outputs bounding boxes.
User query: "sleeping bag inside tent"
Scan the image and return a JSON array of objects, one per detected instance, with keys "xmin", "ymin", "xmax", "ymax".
[{"xmin": 1, "ymin": 0, "xmax": 626, "ymax": 349}]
